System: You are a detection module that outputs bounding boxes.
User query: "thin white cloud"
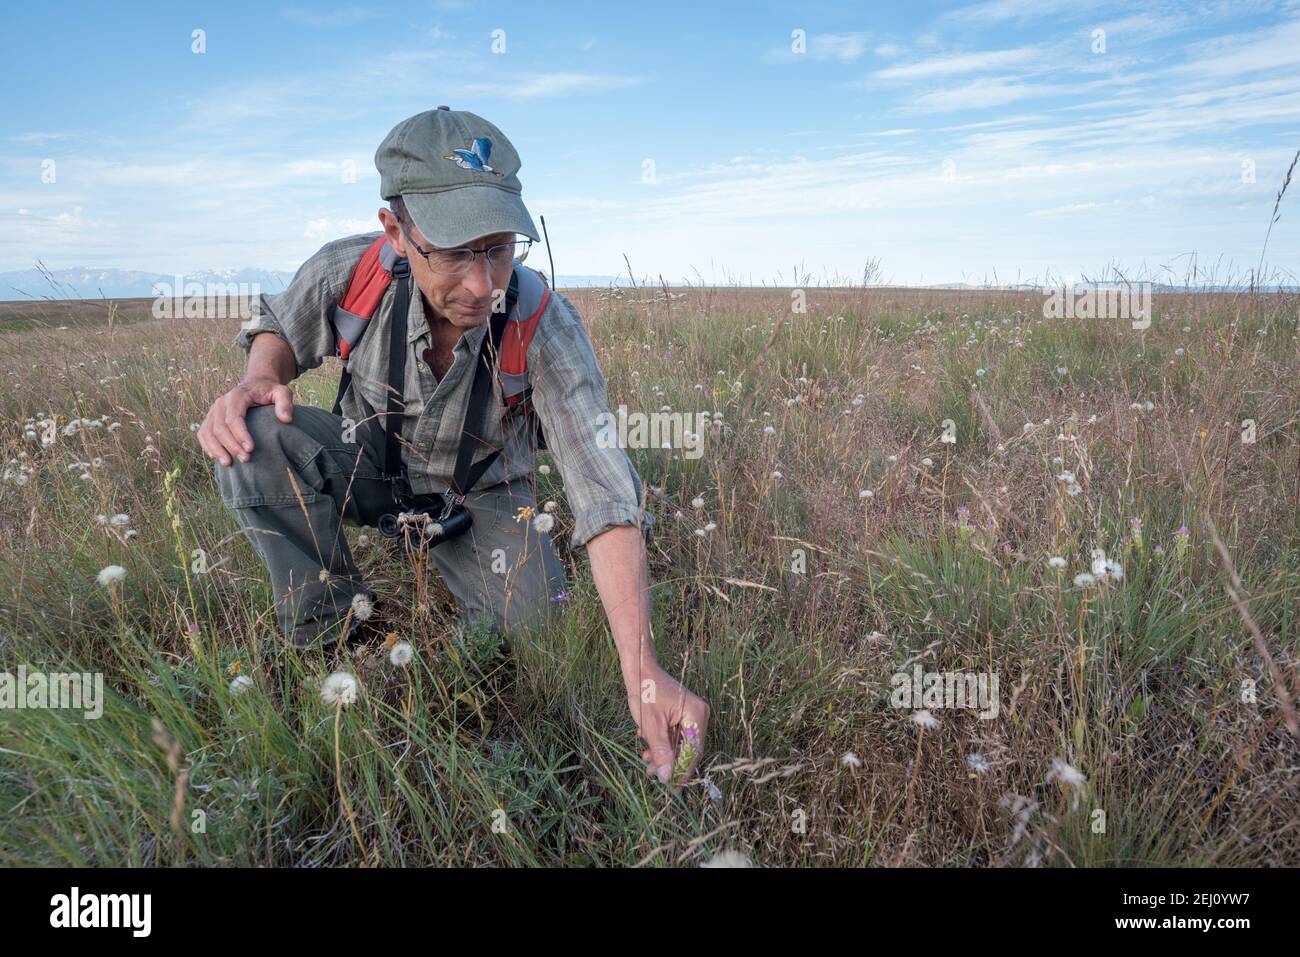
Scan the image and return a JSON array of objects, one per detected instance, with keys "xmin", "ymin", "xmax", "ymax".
[
  {"xmin": 945, "ymin": 0, "xmax": 1099, "ymax": 23},
  {"xmin": 766, "ymin": 31, "xmax": 872, "ymax": 63},
  {"xmin": 810, "ymin": 33, "xmax": 872, "ymax": 62},
  {"xmin": 458, "ymin": 72, "xmax": 645, "ymax": 100},
  {"xmin": 872, "ymin": 46, "xmax": 1043, "ymax": 80},
  {"xmin": 910, "ymin": 77, "xmax": 1060, "ymax": 112},
  {"xmin": 281, "ymin": 6, "xmax": 379, "ymax": 28},
  {"xmin": 304, "ymin": 217, "xmax": 375, "ymax": 239},
  {"xmin": 1174, "ymin": 17, "xmax": 1300, "ymax": 78},
  {"xmin": 11, "ymin": 132, "xmax": 73, "ymax": 146}
]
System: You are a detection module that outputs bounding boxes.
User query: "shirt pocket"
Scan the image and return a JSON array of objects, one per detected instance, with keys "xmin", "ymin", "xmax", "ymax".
[{"xmin": 347, "ymin": 331, "xmax": 417, "ymax": 417}]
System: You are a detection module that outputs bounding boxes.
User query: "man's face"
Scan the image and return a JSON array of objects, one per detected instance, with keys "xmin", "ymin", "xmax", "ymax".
[{"xmin": 379, "ymin": 208, "xmax": 515, "ymax": 332}]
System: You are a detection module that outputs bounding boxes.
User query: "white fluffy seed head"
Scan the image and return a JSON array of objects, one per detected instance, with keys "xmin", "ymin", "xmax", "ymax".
[
  {"xmin": 97, "ymin": 565, "xmax": 127, "ymax": 587},
  {"xmin": 320, "ymin": 671, "xmax": 360, "ymax": 708},
  {"xmin": 350, "ymin": 593, "xmax": 374, "ymax": 621},
  {"xmin": 911, "ymin": 709, "xmax": 940, "ymax": 730},
  {"xmin": 229, "ymin": 675, "xmax": 255, "ymax": 696}
]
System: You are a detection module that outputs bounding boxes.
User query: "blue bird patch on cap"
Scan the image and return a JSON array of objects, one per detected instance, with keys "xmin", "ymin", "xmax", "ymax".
[{"xmin": 444, "ymin": 137, "xmax": 501, "ymax": 175}]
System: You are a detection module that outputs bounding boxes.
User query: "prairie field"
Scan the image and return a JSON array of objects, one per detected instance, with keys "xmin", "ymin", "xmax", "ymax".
[{"xmin": 0, "ymin": 283, "xmax": 1297, "ymax": 867}]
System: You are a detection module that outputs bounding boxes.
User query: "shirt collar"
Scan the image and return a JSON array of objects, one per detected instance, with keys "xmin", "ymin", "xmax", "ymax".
[
  {"xmin": 405, "ymin": 287, "xmax": 491, "ymax": 356},
  {"xmin": 405, "ymin": 283, "xmax": 428, "ymax": 344}
]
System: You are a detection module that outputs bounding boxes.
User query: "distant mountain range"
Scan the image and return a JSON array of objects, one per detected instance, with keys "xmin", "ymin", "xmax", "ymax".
[
  {"xmin": 1, "ymin": 267, "xmax": 297, "ymax": 301},
  {"xmin": 2, "ymin": 267, "xmax": 1291, "ymax": 301},
  {"xmin": 0, "ymin": 266, "xmax": 633, "ymax": 301}
]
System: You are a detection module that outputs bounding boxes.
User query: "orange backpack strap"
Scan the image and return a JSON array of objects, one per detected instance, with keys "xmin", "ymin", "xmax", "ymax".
[
  {"xmin": 497, "ymin": 264, "xmax": 550, "ymax": 409},
  {"xmin": 332, "ymin": 235, "xmax": 402, "ymax": 417},
  {"xmin": 334, "ymin": 235, "xmax": 398, "ymax": 360}
]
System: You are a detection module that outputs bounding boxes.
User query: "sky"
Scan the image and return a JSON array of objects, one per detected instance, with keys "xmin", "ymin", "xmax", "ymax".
[{"xmin": 2, "ymin": 0, "xmax": 1299, "ymax": 287}]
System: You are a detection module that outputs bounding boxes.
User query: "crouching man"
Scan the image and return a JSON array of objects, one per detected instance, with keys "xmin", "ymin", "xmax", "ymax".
[{"xmin": 198, "ymin": 107, "xmax": 707, "ymax": 783}]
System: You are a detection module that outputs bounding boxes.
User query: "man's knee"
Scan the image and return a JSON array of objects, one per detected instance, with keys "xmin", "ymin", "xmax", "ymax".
[{"xmin": 213, "ymin": 405, "xmax": 319, "ymax": 508}]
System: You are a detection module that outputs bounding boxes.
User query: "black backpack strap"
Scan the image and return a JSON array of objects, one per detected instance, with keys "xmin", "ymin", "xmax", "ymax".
[
  {"xmin": 331, "ymin": 369, "xmax": 350, "ymax": 417},
  {"xmin": 448, "ymin": 273, "xmax": 519, "ymax": 502},
  {"xmin": 381, "ymin": 260, "xmax": 411, "ymax": 479}
]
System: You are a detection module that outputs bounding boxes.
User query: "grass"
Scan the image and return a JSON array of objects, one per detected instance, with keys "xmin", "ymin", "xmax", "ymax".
[{"xmin": 0, "ymin": 279, "xmax": 1297, "ymax": 867}]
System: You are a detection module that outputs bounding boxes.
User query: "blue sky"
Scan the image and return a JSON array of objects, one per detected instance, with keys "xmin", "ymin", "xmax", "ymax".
[{"xmin": 2, "ymin": 0, "xmax": 1298, "ymax": 286}]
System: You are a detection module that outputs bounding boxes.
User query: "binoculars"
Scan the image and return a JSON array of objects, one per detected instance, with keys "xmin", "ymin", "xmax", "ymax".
[{"xmin": 376, "ymin": 495, "xmax": 472, "ymax": 547}]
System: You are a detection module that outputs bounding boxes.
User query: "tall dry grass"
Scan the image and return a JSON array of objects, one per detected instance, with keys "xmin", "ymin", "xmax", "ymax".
[{"xmin": 0, "ymin": 271, "xmax": 1297, "ymax": 866}]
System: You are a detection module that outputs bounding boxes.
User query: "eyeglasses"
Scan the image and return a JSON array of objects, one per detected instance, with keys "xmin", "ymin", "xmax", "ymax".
[{"xmin": 403, "ymin": 232, "xmax": 532, "ymax": 276}]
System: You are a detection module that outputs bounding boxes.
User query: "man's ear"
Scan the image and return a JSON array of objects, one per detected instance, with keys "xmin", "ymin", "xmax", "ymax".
[{"xmin": 378, "ymin": 208, "xmax": 407, "ymax": 256}]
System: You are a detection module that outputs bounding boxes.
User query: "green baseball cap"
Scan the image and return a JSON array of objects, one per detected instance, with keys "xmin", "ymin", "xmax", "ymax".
[{"xmin": 375, "ymin": 106, "xmax": 540, "ymax": 248}]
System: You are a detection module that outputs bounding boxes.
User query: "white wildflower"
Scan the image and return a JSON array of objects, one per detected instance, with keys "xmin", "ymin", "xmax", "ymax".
[
  {"xmin": 700, "ymin": 849, "xmax": 753, "ymax": 868},
  {"xmin": 532, "ymin": 513, "xmax": 555, "ymax": 533},
  {"xmin": 350, "ymin": 592, "xmax": 373, "ymax": 621},
  {"xmin": 911, "ymin": 709, "xmax": 940, "ymax": 730},
  {"xmin": 388, "ymin": 641, "xmax": 414, "ymax": 667},
  {"xmin": 229, "ymin": 675, "xmax": 255, "ymax": 696},
  {"xmin": 320, "ymin": 671, "xmax": 359, "ymax": 708},
  {"xmin": 1048, "ymin": 757, "xmax": 1086, "ymax": 789},
  {"xmin": 1091, "ymin": 550, "xmax": 1108, "ymax": 577},
  {"xmin": 97, "ymin": 565, "xmax": 126, "ymax": 586}
]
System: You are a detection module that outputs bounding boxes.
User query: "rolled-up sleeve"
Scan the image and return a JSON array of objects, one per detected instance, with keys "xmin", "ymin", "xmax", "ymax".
[
  {"xmin": 233, "ymin": 235, "xmax": 369, "ymax": 379},
  {"xmin": 529, "ymin": 290, "xmax": 651, "ymax": 550}
]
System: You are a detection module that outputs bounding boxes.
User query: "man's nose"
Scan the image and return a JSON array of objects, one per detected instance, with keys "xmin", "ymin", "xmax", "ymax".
[{"xmin": 460, "ymin": 252, "xmax": 495, "ymax": 299}]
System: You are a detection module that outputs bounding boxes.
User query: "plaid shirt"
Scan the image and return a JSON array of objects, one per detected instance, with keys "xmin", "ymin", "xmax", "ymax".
[{"xmin": 234, "ymin": 231, "xmax": 649, "ymax": 549}]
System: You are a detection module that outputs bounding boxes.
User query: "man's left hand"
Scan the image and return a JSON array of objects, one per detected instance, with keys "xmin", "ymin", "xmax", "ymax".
[{"xmin": 625, "ymin": 664, "xmax": 710, "ymax": 786}]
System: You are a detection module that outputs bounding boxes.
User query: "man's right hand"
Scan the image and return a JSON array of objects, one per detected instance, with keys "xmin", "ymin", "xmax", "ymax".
[{"xmin": 198, "ymin": 378, "xmax": 294, "ymax": 466}]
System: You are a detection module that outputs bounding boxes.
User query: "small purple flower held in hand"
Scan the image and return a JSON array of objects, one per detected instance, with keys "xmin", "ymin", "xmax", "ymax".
[{"xmin": 671, "ymin": 721, "xmax": 701, "ymax": 785}]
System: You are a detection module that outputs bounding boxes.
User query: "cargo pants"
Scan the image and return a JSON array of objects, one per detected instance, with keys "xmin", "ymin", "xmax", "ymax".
[{"xmin": 213, "ymin": 403, "xmax": 570, "ymax": 648}]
